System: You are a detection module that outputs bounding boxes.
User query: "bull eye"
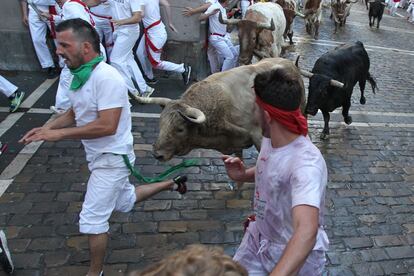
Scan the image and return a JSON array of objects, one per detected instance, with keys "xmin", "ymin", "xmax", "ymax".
[{"xmin": 176, "ymin": 126, "xmax": 185, "ymax": 134}]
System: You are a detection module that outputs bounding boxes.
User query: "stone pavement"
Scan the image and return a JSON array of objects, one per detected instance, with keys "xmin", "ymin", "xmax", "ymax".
[{"xmin": 0, "ymin": 2, "xmax": 413, "ymax": 275}]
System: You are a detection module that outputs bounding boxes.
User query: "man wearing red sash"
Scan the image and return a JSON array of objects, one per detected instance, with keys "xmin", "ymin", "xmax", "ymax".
[
  {"xmin": 90, "ymin": 3, "xmax": 114, "ymax": 58},
  {"xmin": 136, "ymin": 0, "xmax": 191, "ymax": 85},
  {"xmin": 223, "ymin": 68, "xmax": 329, "ymax": 275}
]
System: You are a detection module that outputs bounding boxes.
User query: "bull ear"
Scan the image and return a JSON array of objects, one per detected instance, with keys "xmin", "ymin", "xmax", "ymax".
[{"xmin": 178, "ymin": 103, "xmax": 206, "ymax": 124}]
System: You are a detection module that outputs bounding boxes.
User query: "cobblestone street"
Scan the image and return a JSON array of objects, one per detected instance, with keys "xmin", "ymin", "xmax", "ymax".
[{"xmin": 0, "ymin": 1, "xmax": 413, "ymax": 275}]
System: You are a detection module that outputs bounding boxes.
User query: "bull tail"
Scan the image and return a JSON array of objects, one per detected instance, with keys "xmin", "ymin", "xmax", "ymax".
[{"xmin": 367, "ymin": 72, "xmax": 377, "ymax": 94}]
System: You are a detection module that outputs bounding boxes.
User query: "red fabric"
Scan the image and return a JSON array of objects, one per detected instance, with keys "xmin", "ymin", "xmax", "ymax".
[
  {"xmin": 90, "ymin": 11, "xmax": 114, "ymax": 31},
  {"xmin": 210, "ymin": 32, "xmax": 225, "ymax": 37},
  {"xmin": 69, "ymin": 0, "xmax": 95, "ymax": 26},
  {"xmin": 48, "ymin": 6, "xmax": 57, "ymax": 38},
  {"xmin": 255, "ymin": 96, "xmax": 308, "ymax": 136},
  {"xmin": 144, "ymin": 20, "xmax": 162, "ymax": 67},
  {"xmin": 243, "ymin": 214, "xmax": 256, "ymax": 232}
]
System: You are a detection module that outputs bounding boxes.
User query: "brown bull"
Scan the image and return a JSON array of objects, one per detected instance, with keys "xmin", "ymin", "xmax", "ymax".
[
  {"xmin": 132, "ymin": 58, "xmax": 305, "ymax": 161},
  {"xmin": 219, "ymin": 2, "xmax": 286, "ymax": 65},
  {"xmin": 330, "ymin": 0, "xmax": 358, "ymax": 33}
]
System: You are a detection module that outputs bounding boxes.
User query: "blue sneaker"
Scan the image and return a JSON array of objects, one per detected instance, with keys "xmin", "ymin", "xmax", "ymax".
[{"xmin": 9, "ymin": 91, "xmax": 25, "ymax": 113}]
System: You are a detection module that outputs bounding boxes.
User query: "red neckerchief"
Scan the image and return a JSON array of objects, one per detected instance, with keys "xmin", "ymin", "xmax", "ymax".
[{"xmin": 255, "ymin": 96, "xmax": 308, "ymax": 136}]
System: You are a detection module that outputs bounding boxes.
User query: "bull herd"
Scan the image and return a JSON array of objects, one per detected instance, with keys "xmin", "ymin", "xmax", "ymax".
[{"xmin": 133, "ymin": 1, "xmax": 380, "ymax": 160}]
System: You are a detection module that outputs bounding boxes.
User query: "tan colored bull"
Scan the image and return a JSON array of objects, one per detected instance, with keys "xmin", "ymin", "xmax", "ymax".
[
  {"xmin": 219, "ymin": 2, "xmax": 286, "ymax": 65},
  {"xmin": 133, "ymin": 58, "xmax": 305, "ymax": 161}
]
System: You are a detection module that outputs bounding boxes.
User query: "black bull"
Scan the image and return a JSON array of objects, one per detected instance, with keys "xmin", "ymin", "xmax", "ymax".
[{"xmin": 302, "ymin": 41, "xmax": 377, "ymax": 139}]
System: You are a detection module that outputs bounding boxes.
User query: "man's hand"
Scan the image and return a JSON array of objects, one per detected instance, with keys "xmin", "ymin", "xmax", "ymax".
[
  {"xmin": 19, "ymin": 127, "xmax": 62, "ymax": 145},
  {"xmin": 111, "ymin": 19, "xmax": 122, "ymax": 26},
  {"xmin": 210, "ymin": 8, "xmax": 220, "ymax": 15},
  {"xmin": 222, "ymin": 155, "xmax": 247, "ymax": 182},
  {"xmin": 182, "ymin": 7, "xmax": 194, "ymax": 16},
  {"xmin": 22, "ymin": 14, "xmax": 29, "ymax": 26},
  {"xmin": 169, "ymin": 23, "xmax": 178, "ymax": 32}
]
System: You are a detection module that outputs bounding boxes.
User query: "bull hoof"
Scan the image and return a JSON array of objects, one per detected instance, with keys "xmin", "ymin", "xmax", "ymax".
[
  {"xmin": 344, "ymin": 116, "xmax": 353, "ymax": 125},
  {"xmin": 320, "ymin": 132, "xmax": 329, "ymax": 140},
  {"xmin": 360, "ymin": 96, "xmax": 366, "ymax": 105}
]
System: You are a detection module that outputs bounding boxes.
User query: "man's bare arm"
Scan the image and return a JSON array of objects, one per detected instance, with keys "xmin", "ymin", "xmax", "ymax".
[
  {"xmin": 270, "ymin": 205, "xmax": 319, "ymax": 276},
  {"xmin": 112, "ymin": 11, "xmax": 143, "ymax": 26},
  {"xmin": 20, "ymin": 108, "xmax": 122, "ymax": 144}
]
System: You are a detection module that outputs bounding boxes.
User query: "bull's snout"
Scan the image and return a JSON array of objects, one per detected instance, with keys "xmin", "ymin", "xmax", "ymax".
[
  {"xmin": 152, "ymin": 151, "xmax": 164, "ymax": 161},
  {"xmin": 152, "ymin": 146, "xmax": 167, "ymax": 162}
]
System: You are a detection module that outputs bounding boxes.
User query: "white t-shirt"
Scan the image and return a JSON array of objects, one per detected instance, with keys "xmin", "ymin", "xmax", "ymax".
[
  {"xmin": 52, "ymin": 1, "xmax": 93, "ymax": 25},
  {"xmin": 205, "ymin": 0, "xmax": 218, "ymax": 4},
  {"xmin": 29, "ymin": 0, "xmax": 55, "ymax": 12},
  {"xmin": 67, "ymin": 62, "xmax": 134, "ymax": 162},
  {"xmin": 90, "ymin": 2, "xmax": 112, "ymax": 17},
  {"xmin": 107, "ymin": 0, "xmax": 142, "ymax": 29},
  {"xmin": 253, "ymin": 136, "xmax": 329, "ymax": 251},
  {"xmin": 205, "ymin": 2, "xmax": 227, "ymax": 35},
  {"xmin": 138, "ymin": 0, "xmax": 165, "ymax": 29}
]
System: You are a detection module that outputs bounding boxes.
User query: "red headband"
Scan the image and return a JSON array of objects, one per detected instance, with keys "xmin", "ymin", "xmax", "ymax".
[{"xmin": 255, "ymin": 96, "xmax": 308, "ymax": 136}]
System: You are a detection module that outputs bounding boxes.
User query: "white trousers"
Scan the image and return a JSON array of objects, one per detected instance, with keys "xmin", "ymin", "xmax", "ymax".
[
  {"xmin": 136, "ymin": 25, "xmax": 184, "ymax": 79},
  {"xmin": 0, "ymin": 75, "xmax": 18, "ymax": 98},
  {"xmin": 408, "ymin": 3, "xmax": 414, "ymax": 21},
  {"xmin": 93, "ymin": 15, "xmax": 114, "ymax": 58},
  {"xmin": 111, "ymin": 27, "xmax": 147, "ymax": 93},
  {"xmin": 389, "ymin": 0, "xmax": 400, "ymax": 15},
  {"xmin": 209, "ymin": 35, "xmax": 237, "ymax": 72},
  {"xmin": 28, "ymin": 9, "xmax": 55, "ymax": 69},
  {"xmin": 207, "ymin": 45, "xmax": 222, "ymax": 74},
  {"xmin": 241, "ymin": 0, "xmax": 251, "ymax": 18},
  {"xmin": 79, "ymin": 153, "xmax": 136, "ymax": 234}
]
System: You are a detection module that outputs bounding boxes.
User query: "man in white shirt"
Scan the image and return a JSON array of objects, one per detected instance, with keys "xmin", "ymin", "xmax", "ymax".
[
  {"xmin": 19, "ymin": 0, "xmax": 59, "ymax": 78},
  {"xmin": 20, "ymin": 19, "xmax": 187, "ymax": 276},
  {"xmin": 182, "ymin": 0, "xmax": 223, "ymax": 74},
  {"xmin": 200, "ymin": 0, "xmax": 237, "ymax": 72},
  {"xmin": 85, "ymin": 0, "xmax": 154, "ymax": 97},
  {"xmin": 90, "ymin": 3, "xmax": 114, "ymax": 58},
  {"xmin": 135, "ymin": 0, "xmax": 191, "ymax": 85}
]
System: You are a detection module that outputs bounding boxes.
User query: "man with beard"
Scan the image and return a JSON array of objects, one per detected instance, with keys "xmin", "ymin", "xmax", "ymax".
[{"xmin": 20, "ymin": 19, "xmax": 187, "ymax": 276}]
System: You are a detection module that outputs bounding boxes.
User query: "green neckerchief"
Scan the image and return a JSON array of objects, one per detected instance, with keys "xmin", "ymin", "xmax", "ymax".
[{"xmin": 70, "ymin": 55, "xmax": 104, "ymax": 91}]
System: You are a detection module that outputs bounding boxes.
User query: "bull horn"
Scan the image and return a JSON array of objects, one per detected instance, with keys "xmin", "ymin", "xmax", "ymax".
[
  {"xmin": 330, "ymin": 79, "xmax": 345, "ymax": 88},
  {"xmin": 295, "ymin": 55, "xmax": 300, "ymax": 67},
  {"xmin": 299, "ymin": 69, "xmax": 314, "ymax": 78},
  {"xmin": 295, "ymin": 11, "xmax": 305, "ymax": 18},
  {"xmin": 257, "ymin": 19, "xmax": 275, "ymax": 31},
  {"xmin": 299, "ymin": 70, "xmax": 345, "ymax": 87},
  {"xmin": 132, "ymin": 95, "xmax": 172, "ymax": 107},
  {"xmin": 219, "ymin": 11, "xmax": 240, "ymax": 25},
  {"xmin": 179, "ymin": 103, "xmax": 206, "ymax": 124}
]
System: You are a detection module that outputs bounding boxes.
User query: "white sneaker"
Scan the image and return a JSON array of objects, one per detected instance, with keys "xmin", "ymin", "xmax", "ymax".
[
  {"xmin": 50, "ymin": 106, "xmax": 66, "ymax": 115},
  {"xmin": 142, "ymin": 86, "xmax": 155, "ymax": 98}
]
